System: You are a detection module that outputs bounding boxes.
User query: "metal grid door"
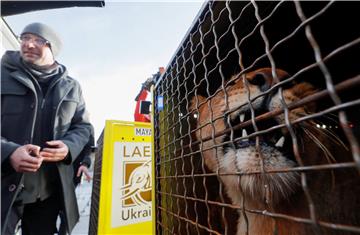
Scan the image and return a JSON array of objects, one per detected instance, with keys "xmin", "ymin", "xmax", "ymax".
[{"xmin": 153, "ymin": 1, "xmax": 360, "ymax": 234}]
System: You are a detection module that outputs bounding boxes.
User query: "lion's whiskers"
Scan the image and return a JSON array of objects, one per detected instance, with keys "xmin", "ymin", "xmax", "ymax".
[{"xmin": 302, "ymin": 127, "xmax": 336, "ymax": 164}]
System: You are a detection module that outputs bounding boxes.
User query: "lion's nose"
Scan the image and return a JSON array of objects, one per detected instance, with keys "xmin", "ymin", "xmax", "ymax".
[{"xmin": 247, "ymin": 68, "xmax": 289, "ymax": 92}]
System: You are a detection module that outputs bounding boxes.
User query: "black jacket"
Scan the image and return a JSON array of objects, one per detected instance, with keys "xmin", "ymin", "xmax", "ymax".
[
  {"xmin": 1, "ymin": 51, "xmax": 92, "ymax": 234},
  {"xmin": 73, "ymin": 131, "xmax": 94, "ymax": 186}
]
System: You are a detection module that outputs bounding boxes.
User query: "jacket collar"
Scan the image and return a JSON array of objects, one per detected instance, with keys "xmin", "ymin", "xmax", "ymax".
[
  {"xmin": 10, "ymin": 70, "xmax": 36, "ymax": 92},
  {"xmin": 9, "ymin": 69, "xmax": 76, "ymax": 106},
  {"xmin": 52, "ymin": 77, "xmax": 75, "ymax": 105}
]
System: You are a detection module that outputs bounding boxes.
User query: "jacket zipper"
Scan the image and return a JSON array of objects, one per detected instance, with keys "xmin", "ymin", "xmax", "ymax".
[
  {"xmin": 52, "ymin": 86, "xmax": 73, "ymax": 139},
  {"xmin": 42, "ymin": 78, "xmax": 63, "ymax": 110},
  {"xmin": 41, "ymin": 99, "xmax": 46, "ymax": 109},
  {"xmin": 30, "ymin": 89, "xmax": 39, "ymax": 144}
]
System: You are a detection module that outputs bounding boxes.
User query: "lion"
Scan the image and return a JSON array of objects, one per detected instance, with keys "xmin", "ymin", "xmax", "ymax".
[{"xmin": 190, "ymin": 68, "xmax": 360, "ymax": 235}]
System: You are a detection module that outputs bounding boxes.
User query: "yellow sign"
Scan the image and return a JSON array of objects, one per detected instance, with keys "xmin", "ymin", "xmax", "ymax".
[{"xmin": 98, "ymin": 120, "xmax": 153, "ymax": 234}]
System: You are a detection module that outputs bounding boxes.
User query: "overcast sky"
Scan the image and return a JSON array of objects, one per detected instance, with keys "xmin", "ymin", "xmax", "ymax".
[{"xmin": 5, "ymin": 1, "xmax": 204, "ymax": 140}]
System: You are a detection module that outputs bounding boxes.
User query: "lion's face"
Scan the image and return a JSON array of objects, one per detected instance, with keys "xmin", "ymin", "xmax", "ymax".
[{"xmin": 190, "ymin": 68, "xmax": 327, "ymax": 206}]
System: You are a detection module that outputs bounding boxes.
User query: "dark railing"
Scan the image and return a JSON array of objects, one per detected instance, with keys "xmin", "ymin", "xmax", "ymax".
[{"xmin": 88, "ymin": 131, "xmax": 104, "ymax": 235}]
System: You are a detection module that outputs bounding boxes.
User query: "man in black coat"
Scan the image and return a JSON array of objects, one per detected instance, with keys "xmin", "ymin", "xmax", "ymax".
[{"xmin": 1, "ymin": 22, "xmax": 92, "ymax": 235}]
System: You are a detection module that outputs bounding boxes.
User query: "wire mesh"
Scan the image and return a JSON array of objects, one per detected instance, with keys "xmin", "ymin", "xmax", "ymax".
[{"xmin": 153, "ymin": 1, "xmax": 360, "ymax": 234}]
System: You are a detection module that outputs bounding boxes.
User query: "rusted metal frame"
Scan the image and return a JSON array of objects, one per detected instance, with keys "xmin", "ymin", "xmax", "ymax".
[
  {"xmin": 246, "ymin": 1, "xmax": 276, "ymax": 207},
  {"xmin": 156, "ymin": 90, "xmax": 359, "ymax": 168},
  {"xmin": 153, "ymin": 81, "xmax": 162, "ymax": 233},
  {"xmin": 183, "ymin": 25, "xmax": 214, "ymax": 235},
  {"xmin": 156, "ymin": 2, "xmax": 248, "ymax": 126},
  {"xmin": 185, "ymin": 30, "xmax": 203, "ymax": 235},
  {"xmin": 156, "ymin": 33, "xmax": 202, "ymax": 126},
  {"xmin": 207, "ymin": 5, "xmax": 228, "ymax": 204},
  {"xmin": 160, "ymin": 5, "xmax": 218, "ymax": 231},
  {"xmin": 260, "ymin": 0, "xmax": 319, "ymax": 228},
  {"xmin": 160, "ymin": 61, "xmax": 360, "ymax": 171},
  {"xmin": 226, "ymin": 2, "xmax": 254, "ymax": 231},
  {"xmin": 230, "ymin": 95, "xmax": 360, "ymax": 145},
  {"xmin": 159, "ymin": 189, "xmax": 242, "ymax": 210},
  {"xmin": 169, "ymin": 58, "xmax": 182, "ymax": 234},
  {"xmin": 183, "ymin": 40, "xmax": 196, "ymax": 235},
  {"xmin": 157, "ymin": 20, "xmax": 238, "ymax": 130},
  {"xmin": 175, "ymin": 1, "xmax": 284, "ymax": 115},
  {"xmin": 157, "ymin": 97, "xmax": 359, "ymax": 174},
  {"xmin": 157, "ymin": 162, "xmax": 357, "ymax": 179},
  {"xmin": 210, "ymin": 4, "xmax": 232, "ymax": 234},
  {"xmin": 228, "ymin": 2, "xmax": 263, "ymax": 234},
  {"xmin": 160, "ymin": 31, "xmax": 191, "ymax": 235},
  {"xmin": 157, "ymin": 206, "xmax": 222, "ymax": 235},
  {"xmin": 156, "ymin": 96, "xmax": 360, "ymax": 178},
  {"xmin": 245, "ymin": 37, "xmax": 360, "ymax": 112},
  {"xmin": 297, "ymin": 1, "xmax": 347, "ymax": 230},
  {"xmin": 155, "ymin": 0, "xmax": 358, "ymax": 230},
  {"xmin": 164, "ymin": 62, "xmax": 176, "ymax": 233},
  {"xmin": 156, "ymin": 0, "xmax": 336, "ymax": 133},
  {"xmin": 189, "ymin": 0, "xmax": 334, "ymax": 123},
  {"xmin": 158, "ymin": 190, "xmax": 360, "ymax": 234},
  {"xmin": 194, "ymin": 7, "xmax": 218, "ymax": 234},
  {"xmin": 173, "ymin": 50, "xmax": 187, "ymax": 235},
  {"xmin": 156, "ymin": 92, "xmax": 359, "ymax": 168},
  {"xmin": 207, "ymin": 1, "xmax": 285, "ymax": 83},
  {"xmin": 227, "ymin": 0, "xmax": 334, "ymax": 86},
  {"xmin": 159, "ymin": 64, "xmax": 171, "ymax": 133},
  {"xmin": 295, "ymin": 1, "xmax": 360, "ymax": 173},
  {"xmin": 199, "ymin": 2, "xmax": 254, "ymax": 76},
  {"xmin": 159, "ymin": 72, "xmax": 171, "ymax": 232},
  {"xmin": 159, "ymin": 41, "xmax": 192, "ymax": 111},
  {"xmin": 156, "ymin": 3, "xmax": 213, "ymax": 125},
  {"xmin": 157, "ymin": 76, "xmax": 360, "ymax": 167},
  {"xmin": 216, "ymin": 2, "xmax": 253, "ymax": 46},
  {"xmin": 176, "ymin": 46, "xmax": 201, "ymax": 235},
  {"xmin": 261, "ymin": 210, "xmax": 360, "ymax": 234},
  {"xmin": 154, "ymin": 87, "xmax": 163, "ymax": 234},
  {"xmin": 153, "ymin": 2, "xmax": 212, "ymax": 90},
  {"xmin": 156, "ymin": 220, "xmax": 176, "ymax": 235},
  {"xmin": 182, "ymin": 63, "xmax": 360, "ymax": 158},
  {"xmin": 252, "ymin": 9, "xmax": 310, "ymax": 234}
]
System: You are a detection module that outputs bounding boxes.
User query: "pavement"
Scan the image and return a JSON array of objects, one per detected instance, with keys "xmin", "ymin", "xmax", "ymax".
[{"xmin": 71, "ymin": 176, "xmax": 93, "ymax": 235}]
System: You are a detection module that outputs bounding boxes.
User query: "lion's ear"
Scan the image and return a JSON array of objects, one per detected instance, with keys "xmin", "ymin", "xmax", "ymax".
[{"xmin": 189, "ymin": 95, "xmax": 206, "ymax": 113}]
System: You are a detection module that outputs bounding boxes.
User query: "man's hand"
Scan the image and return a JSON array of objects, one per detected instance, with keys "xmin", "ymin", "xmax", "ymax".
[
  {"xmin": 10, "ymin": 144, "xmax": 43, "ymax": 172},
  {"xmin": 77, "ymin": 165, "xmax": 92, "ymax": 182},
  {"xmin": 40, "ymin": 140, "xmax": 69, "ymax": 162}
]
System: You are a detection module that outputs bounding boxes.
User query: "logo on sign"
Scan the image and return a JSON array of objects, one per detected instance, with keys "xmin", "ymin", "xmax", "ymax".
[
  {"xmin": 120, "ymin": 160, "xmax": 151, "ymax": 206},
  {"xmin": 112, "ymin": 142, "xmax": 152, "ymax": 228}
]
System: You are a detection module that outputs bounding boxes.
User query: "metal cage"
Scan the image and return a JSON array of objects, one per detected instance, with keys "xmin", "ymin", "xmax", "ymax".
[{"xmin": 153, "ymin": 1, "xmax": 360, "ymax": 234}]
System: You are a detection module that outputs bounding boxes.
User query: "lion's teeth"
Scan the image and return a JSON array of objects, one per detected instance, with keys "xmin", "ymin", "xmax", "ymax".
[
  {"xmin": 240, "ymin": 114, "xmax": 245, "ymax": 122},
  {"xmin": 242, "ymin": 129, "xmax": 248, "ymax": 138},
  {"xmin": 275, "ymin": 136, "xmax": 285, "ymax": 148}
]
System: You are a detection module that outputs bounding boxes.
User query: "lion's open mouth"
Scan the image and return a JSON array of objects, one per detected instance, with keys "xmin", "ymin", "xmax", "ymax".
[
  {"xmin": 228, "ymin": 109, "xmax": 296, "ymax": 163},
  {"xmin": 220, "ymin": 109, "xmax": 301, "ymax": 204}
]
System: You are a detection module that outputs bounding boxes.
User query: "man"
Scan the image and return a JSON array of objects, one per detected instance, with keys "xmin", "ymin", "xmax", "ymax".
[{"xmin": 1, "ymin": 22, "xmax": 92, "ymax": 235}]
